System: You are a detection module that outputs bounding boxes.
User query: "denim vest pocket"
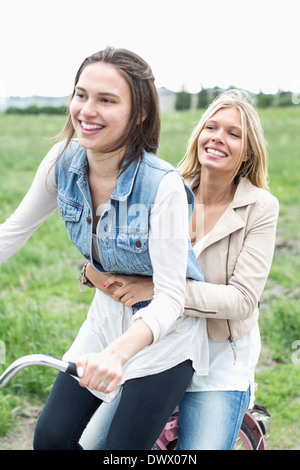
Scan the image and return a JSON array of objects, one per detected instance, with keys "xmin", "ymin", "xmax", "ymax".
[
  {"xmin": 57, "ymin": 197, "xmax": 83, "ymax": 243},
  {"xmin": 116, "ymin": 231, "xmax": 148, "ymax": 253},
  {"xmin": 58, "ymin": 197, "xmax": 83, "ymax": 222},
  {"xmin": 116, "ymin": 230, "xmax": 152, "ymax": 274}
]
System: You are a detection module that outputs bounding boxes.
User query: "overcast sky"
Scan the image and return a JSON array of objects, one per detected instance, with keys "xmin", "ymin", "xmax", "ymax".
[{"xmin": 0, "ymin": 0, "xmax": 299, "ymax": 98}]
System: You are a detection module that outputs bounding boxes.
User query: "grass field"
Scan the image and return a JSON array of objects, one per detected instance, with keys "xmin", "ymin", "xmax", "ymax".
[{"xmin": 0, "ymin": 107, "xmax": 299, "ymax": 449}]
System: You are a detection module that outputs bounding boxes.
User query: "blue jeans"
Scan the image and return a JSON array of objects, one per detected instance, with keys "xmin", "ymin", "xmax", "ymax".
[
  {"xmin": 177, "ymin": 388, "xmax": 250, "ymax": 450},
  {"xmin": 80, "ymin": 387, "xmax": 250, "ymax": 450}
]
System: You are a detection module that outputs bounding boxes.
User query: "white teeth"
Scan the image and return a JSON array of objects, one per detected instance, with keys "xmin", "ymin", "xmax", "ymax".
[
  {"xmin": 81, "ymin": 121, "xmax": 103, "ymax": 130},
  {"xmin": 207, "ymin": 148, "xmax": 227, "ymax": 157}
]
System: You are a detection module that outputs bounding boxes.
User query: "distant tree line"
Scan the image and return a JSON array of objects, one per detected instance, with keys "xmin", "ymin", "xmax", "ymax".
[
  {"xmin": 3, "ymin": 88, "xmax": 296, "ymax": 114},
  {"xmin": 175, "ymin": 86, "xmax": 296, "ymax": 110},
  {"xmin": 256, "ymin": 90, "xmax": 293, "ymax": 108},
  {"xmin": 5, "ymin": 105, "xmax": 67, "ymax": 115}
]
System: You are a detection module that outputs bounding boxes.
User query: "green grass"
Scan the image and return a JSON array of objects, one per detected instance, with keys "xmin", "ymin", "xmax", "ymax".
[{"xmin": 0, "ymin": 107, "xmax": 300, "ymax": 449}]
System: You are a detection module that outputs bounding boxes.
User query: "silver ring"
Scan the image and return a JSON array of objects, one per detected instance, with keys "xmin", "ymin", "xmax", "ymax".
[{"xmin": 99, "ymin": 381, "xmax": 107, "ymax": 388}]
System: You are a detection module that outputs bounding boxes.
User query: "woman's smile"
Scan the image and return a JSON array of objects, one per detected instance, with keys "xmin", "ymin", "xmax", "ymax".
[
  {"xmin": 79, "ymin": 120, "xmax": 105, "ymax": 135},
  {"xmin": 205, "ymin": 146, "xmax": 228, "ymax": 159}
]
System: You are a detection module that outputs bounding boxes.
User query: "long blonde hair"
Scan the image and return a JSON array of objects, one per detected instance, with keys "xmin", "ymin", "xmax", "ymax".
[{"xmin": 178, "ymin": 89, "xmax": 269, "ymax": 189}]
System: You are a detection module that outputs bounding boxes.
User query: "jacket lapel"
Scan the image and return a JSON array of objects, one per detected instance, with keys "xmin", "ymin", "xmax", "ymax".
[
  {"xmin": 186, "ymin": 177, "xmax": 258, "ymax": 252},
  {"xmin": 202, "ymin": 206, "xmax": 245, "ymax": 250}
]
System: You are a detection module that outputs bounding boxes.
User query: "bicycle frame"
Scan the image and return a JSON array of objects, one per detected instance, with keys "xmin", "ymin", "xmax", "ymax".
[
  {"xmin": 241, "ymin": 404, "xmax": 271, "ymax": 450},
  {"xmin": 152, "ymin": 407, "xmax": 179, "ymax": 450},
  {"xmin": 239, "ymin": 411, "xmax": 266, "ymax": 450}
]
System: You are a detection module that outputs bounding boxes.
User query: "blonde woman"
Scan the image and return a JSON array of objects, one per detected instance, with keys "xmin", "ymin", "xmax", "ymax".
[{"xmin": 80, "ymin": 90, "xmax": 279, "ymax": 450}]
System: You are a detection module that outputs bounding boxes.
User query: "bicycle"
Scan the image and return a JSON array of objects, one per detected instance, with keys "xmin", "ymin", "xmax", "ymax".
[{"xmin": 0, "ymin": 354, "xmax": 271, "ymax": 450}]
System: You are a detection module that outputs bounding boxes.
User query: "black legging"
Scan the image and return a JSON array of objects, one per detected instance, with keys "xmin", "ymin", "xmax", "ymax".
[{"xmin": 33, "ymin": 360, "xmax": 193, "ymax": 450}]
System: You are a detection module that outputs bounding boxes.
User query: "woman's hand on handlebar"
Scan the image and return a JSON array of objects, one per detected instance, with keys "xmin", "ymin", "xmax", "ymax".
[
  {"xmin": 76, "ymin": 319, "xmax": 153, "ymax": 394},
  {"xmin": 76, "ymin": 348, "xmax": 123, "ymax": 394}
]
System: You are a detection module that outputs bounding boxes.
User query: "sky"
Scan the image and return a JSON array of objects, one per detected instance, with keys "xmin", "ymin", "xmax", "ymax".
[{"xmin": 0, "ymin": 0, "xmax": 299, "ymax": 98}]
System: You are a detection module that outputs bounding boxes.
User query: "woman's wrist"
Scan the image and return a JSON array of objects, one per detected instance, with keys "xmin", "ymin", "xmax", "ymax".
[{"xmin": 78, "ymin": 262, "xmax": 95, "ymax": 292}]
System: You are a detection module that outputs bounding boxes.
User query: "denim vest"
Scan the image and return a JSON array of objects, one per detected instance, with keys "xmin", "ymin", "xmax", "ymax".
[{"xmin": 55, "ymin": 140, "xmax": 203, "ymax": 283}]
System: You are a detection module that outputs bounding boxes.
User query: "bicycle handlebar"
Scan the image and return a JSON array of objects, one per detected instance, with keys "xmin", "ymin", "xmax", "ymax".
[{"xmin": 0, "ymin": 354, "xmax": 78, "ymax": 389}]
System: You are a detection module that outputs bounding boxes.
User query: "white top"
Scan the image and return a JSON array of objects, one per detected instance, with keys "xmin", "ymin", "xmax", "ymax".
[
  {"xmin": 188, "ymin": 235, "xmax": 261, "ymax": 407},
  {"xmin": 0, "ymin": 143, "xmax": 209, "ymax": 402},
  {"xmin": 192, "ymin": 235, "xmax": 209, "ymax": 259}
]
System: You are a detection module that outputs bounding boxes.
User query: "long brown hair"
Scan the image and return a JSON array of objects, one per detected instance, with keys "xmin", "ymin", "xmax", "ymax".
[{"xmin": 57, "ymin": 47, "xmax": 161, "ymax": 168}]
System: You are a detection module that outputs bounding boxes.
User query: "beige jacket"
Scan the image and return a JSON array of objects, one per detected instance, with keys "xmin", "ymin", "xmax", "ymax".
[{"xmin": 184, "ymin": 177, "xmax": 279, "ymax": 342}]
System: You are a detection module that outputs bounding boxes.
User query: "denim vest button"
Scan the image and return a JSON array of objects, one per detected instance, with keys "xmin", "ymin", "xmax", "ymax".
[
  {"xmin": 84, "ymin": 253, "xmax": 90, "ymax": 259},
  {"xmin": 135, "ymin": 239, "xmax": 142, "ymax": 248},
  {"xmin": 86, "ymin": 217, "xmax": 92, "ymax": 224}
]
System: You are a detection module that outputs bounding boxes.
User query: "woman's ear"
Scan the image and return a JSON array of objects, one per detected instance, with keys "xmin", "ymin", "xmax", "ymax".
[
  {"xmin": 242, "ymin": 153, "xmax": 251, "ymax": 162},
  {"xmin": 137, "ymin": 109, "xmax": 147, "ymax": 125}
]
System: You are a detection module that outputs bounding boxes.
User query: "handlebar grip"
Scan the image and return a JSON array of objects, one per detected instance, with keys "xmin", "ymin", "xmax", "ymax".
[{"xmin": 65, "ymin": 362, "xmax": 78, "ymax": 377}]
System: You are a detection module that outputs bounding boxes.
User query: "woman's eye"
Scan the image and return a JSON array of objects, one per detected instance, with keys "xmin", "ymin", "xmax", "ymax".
[
  {"xmin": 101, "ymin": 97, "xmax": 114, "ymax": 104},
  {"xmin": 75, "ymin": 92, "xmax": 85, "ymax": 99},
  {"xmin": 229, "ymin": 131, "xmax": 241, "ymax": 138}
]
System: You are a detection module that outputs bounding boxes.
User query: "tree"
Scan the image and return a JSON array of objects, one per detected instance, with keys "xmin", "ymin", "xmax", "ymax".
[
  {"xmin": 256, "ymin": 91, "xmax": 273, "ymax": 108},
  {"xmin": 197, "ymin": 87, "xmax": 209, "ymax": 108},
  {"xmin": 212, "ymin": 86, "xmax": 221, "ymax": 100},
  {"xmin": 175, "ymin": 89, "xmax": 192, "ymax": 111},
  {"xmin": 276, "ymin": 90, "xmax": 293, "ymax": 107}
]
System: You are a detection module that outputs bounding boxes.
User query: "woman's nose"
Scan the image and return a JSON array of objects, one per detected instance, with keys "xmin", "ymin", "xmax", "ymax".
[
  {"xmin": 81, "ymin": 100, "xmax": 97, "ymax": 117},
  {"xmin": 212, "ymin": 130, "xmax": 225, "ymax": 143}
]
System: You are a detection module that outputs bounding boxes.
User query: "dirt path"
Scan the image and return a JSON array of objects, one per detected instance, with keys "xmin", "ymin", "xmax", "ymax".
[{"xmin": 0, "ymin": 404, "xmax": 42, "ymax": 451}]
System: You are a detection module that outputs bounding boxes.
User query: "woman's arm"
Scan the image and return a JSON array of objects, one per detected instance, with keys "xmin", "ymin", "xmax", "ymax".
[
  {"xmin": 86, "ymin": 191, "xmax": 279, "ymax": 327},
  {"xmin": 184, "ymin": 195, "xmax": 279, "ymax": 321},
  {"xmin": 77, "ymin": 171, "xmax": 191, "ymax": 391},
  {"xmin": 0, "ymin": 143, "xmax": 59, "ymax": 263},
  {"xmin": 87, "ymin": 171, "xmax": 189, "ymax": 341},
  {"xmin": 85, "ymin": 263, "xmax": 154, "ymax": 306},
  {"xmin": 77, "ymin": 318, "xmax": 153, "ymax": 393},
  {"xmin": 130, "ymin": 171, "xmax": 190, "ymax": 342}
]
